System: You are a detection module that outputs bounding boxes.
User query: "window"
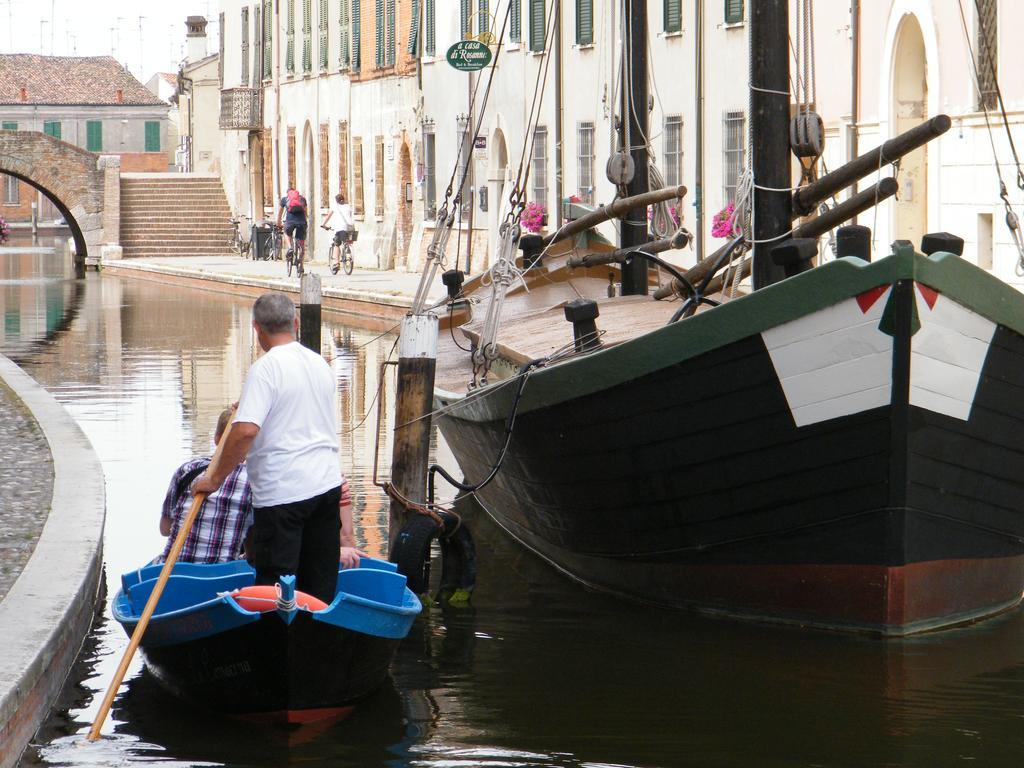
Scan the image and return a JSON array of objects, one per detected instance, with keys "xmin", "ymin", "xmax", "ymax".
[
  {"xmin": 723, "ymin": 110, "xmax": 745, "ymax": 203},
  {"xmin": 302, "ymin": 0, "xmax": 313, "ymax": 72},
  {"xmin": 340, "ymin": 0, "xmax": 351, "ymax": 68},
  {"xmin": 374, "ymin": 135, "xmax": 385, "ymax": 217},
  {"xmin": 286, "ymin": 0, "xmax": 296, "ymax": 72},
  {"xmin": 408, "ymin": 0, "xmax": 421, "ymax": 56},
  {"xmin": 576, "ymin": 0, "xmax": 592, "ymax": 45},
  {"xmin": 287, "ymin": 126, "xmax": 296, "ymax": 189},
  {"xmin": 320, "ymin": 123, "xmax": 330, "ymax": 201},
  {"xmin": 263, "ymin": 0, "xmax": 273, "ymax": 78},
  {"xmin": 426, "ymin": 0, "xmax": 436, "ymax": 56},
  {"xmin": 219, "ymin": 12, "xmax": 225, "ymax": 86},
  {"xmin": 43, "ymin": 121, "xmax": 60, "ymax": 139},
  {"xmin": 145, "ymin": 121, "xmax": 161, "ymax": 152},
  {"xmin": 531, "ymin": 125, "xmax": 548, "ymax": 214},
  {"xmin": 86, "ymin": 121, "xmax": 102, "ymax": 152},
  {"xmin": 241, "ymin": 7, "xmax": 250, "ymax": 84},
  {"xmin": 724, "ymin": 0, "xmax": 744, "ymax": 24},
  {"xmin": 375, "ymin": 0, "xmax": 384, "ymax": 67},
  {"xmin": 664, "ymin": 0, "xmax": 681, "ymax": 33},
  {"xmin": 1, "ymin": 121, "xmax": 16, "ymax": 130},
  {"xmin": 319, "ymin": 0, "xmax": 329, "ymax": 70},
  {"xmin": 4, "ymin": 176, "xmax": 18, "ymax": 205},
  {"xmin": 423, "ymin": 125, "xmax": 436, "ymax": 218},
  {"xmin": 478, "ymin": 0, "xmax": 489, "ymax": 37},
  {"xmin": 353, "ymin": 136, "xmax": 365, "ymax": 215},
  {"xmin": 262, "ymin": 129, "xmax": 274, "ymax": 206},
  {"xmin": 253, "ymin": 4, "xmax": 263, "ymax": 85},
  {"xmin": 510, "ymin": 0, "xmax": 520, "ymax": 42},
  {"xmin": 460, "ymin": 0, "xmax": 471, "ymax": 39},
  {"xmin": 977, "ymin": 0, "xmax": 997, "ymax": 110},
  {"xmin": 386, "ymin": 0, "xmax": 396, "ymax": 65},
  {"xmin": 529, "ymin": 0, "xmax": 545, "ymax": 51},
  {"xmin": 338, "ymin": 121, "xmax": 349, "ymax": 198},
  {"xmin": 456, "ymin": 116, "xmax": 471, "ymax": 215},
  {"xmin": 352, "ymin": 0, "xmax": 361, "ymax": 70},
  {"xmin": 664, "ymin": 115, "xmax": 682, "ymax": 187},
  {"xmin": 577, "ymin": 121, "xmax": 594, "ymax": 203}
]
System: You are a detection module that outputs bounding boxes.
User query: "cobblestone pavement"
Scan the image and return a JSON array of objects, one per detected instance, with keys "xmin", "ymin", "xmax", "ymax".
[{"xmin": 0, "ymin": 379, "xmax": 53, "ymax": 602}]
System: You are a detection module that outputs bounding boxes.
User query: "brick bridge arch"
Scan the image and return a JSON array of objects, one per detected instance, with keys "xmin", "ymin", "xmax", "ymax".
[{"xmin": 0, "ymin": 130, "xmax": 120, "ymax": 263}]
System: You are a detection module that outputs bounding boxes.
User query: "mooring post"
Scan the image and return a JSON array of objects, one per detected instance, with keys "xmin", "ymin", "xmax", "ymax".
[
  {"xmin": 299, "ymin": 273, "xmax": 321, "ymax": 353},
  {"xmin": 388, "ymin": 312, "xmax": 439, "ymax": 552}
]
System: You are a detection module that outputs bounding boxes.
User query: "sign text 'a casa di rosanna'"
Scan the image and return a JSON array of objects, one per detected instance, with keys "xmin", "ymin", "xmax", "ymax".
[{"xmin": 446, "ymin": 40, "xmax": 493, "ymax": 72}]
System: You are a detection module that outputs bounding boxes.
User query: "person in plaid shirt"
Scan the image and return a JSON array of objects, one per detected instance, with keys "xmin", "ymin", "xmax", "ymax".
[{"xmin": 158, "ymin": 408, "xmax": 253, "ymax": 563}]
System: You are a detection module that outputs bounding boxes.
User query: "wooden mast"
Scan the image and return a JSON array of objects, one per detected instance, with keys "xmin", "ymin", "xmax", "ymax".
[{"xmin": 750, "ymin": 0, "xmax": 792, "ymax": 288}]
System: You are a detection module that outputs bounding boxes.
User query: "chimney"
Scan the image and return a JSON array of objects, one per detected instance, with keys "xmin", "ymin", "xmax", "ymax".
[
  {"xmin": 185, "ymin": 16, "xmax": 208, "ymax": 64},
  {"xmin": 19, "ymin": 87, "xmax": 27, "ymax": 102},
  {"xmin": 116, "ymin": 89, "xmax": 124, "ymax": 103}
]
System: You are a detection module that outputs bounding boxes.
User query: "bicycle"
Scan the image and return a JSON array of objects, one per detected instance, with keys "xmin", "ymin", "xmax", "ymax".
[
  {"xmin": 323, "ymin": 226, "xmax": 356, "ymax": 275},
  {"xmin": 286, "ymin": 238, "xmax": 306, "ymax": 277},
  {"xmin": 228, "ymin": 217, "xmax": 251, "ymax": 258},
  {"xmin": 262, "ymin": 225, "xmax": 283, "ymax": 262}
]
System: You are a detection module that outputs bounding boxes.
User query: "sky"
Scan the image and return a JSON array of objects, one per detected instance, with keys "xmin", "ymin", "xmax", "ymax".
[{"xmin": 3, "ymin": 0, "xmax": 221, "ymax": 83}]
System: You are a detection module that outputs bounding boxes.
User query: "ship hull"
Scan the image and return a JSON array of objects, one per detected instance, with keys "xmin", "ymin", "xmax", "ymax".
[{"xmin": 435, "ymin": 251, "xmax": 1024, "ymax": 634}]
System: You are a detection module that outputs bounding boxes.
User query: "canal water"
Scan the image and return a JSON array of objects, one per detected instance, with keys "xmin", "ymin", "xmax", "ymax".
[{"xmin": 5, "ymin": 242, "xmax": 1024, "ymax": 767}]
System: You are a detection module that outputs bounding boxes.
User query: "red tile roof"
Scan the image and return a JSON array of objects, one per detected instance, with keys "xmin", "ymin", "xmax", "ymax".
[{"xmin": 0, "ymin": 55, "xmax": 166, "ymax": 106}]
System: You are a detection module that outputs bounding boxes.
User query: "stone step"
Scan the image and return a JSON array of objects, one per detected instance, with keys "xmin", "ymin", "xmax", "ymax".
[{"xmin": 122, "ymin": 247, "xmax": 239, "ymax": 256}]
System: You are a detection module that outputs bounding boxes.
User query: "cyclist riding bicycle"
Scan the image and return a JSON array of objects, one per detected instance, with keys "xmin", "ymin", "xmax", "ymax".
[
  {"xmin": 322, "ymin": 193, "xmax": 355, "ymax": 248},
  {"xmin": 276, "ymin": 187, "xmax": 308, "ymax": 263}
]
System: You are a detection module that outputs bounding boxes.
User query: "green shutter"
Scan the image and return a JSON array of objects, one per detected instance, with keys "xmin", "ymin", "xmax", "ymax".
[
  {"xmin": 319, "ymin": 0, "xmax": 329, "ymax": 70},
  {"xmin": 1, "ymin": 122, "xmax": 16, "ymax": 130},
  {"xmin": 352, "ymin": 0, "xmax": 361, "ymax": 70},
  {"xmin": 287, "ymin": 0, "xmax": 295, "ymax": 72},
  {"xmin": 386, "ymin": 0, "xmax": 395, "ymax": 65},
  {"xmin": 664, "ymin": 0, "xmax": 681, "ymax": 32},
  {"xmin": 724, "ymin": 0, "xmax": 744, "ymax": 24},
  {"xmin": 264, "ymin": 0, "xmax": 273, "ymax": 77},
  {"xmin": 407, "ymin": 0, "xmax": 420, "ymax": 55},
  {"xmin": 425, "ymin": 0, "xmax": 435, "ymax": 55},
  {"xmin": 86, "ymin": 121, "xmax": 102, "ymax": 152},
  {"xmin": 510, "ymin": 0, "xmax": 520, "ymax": 42},
  {"xmin": 460, "ymin": 0, "xmax": 471, "ymax": 39},
  {"xmin": 529, "ymin": 0, "xmax": 545, "ymax": 51},
  {"xmin": 43, "ymin": 121, "xmax": 61, "ymax": 139},
  {"xmin": 340, "ymin": 0, "xmax": 350, "ymax": 67},
  {"xmin": 144, "ymin": 121, "xmax": 160, "ymax": 152},
  {"xmin": 375, "ymin": 0, "xmax": 384, "ymax": 67},
  {"xmin": 478, "ymin": 0, "xmax": 489, "ymax": 37},
  {"xmin": 576, "ymin": 0, "xmax": 592, "ymax": 44},
  {"xmin": 303, "ymin": 0, "xmax": 312, "ymax": 72}
]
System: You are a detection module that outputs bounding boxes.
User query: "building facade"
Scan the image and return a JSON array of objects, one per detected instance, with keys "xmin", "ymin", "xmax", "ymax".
[{"xmin": 216, "ymin": 0, "xmax": 1024, "ymax": 280}]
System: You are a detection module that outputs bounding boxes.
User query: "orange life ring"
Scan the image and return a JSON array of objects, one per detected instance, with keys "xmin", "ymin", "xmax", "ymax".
[{"xmin": 232, "ymin": 585, "xmax": 328, "ymax": 613}]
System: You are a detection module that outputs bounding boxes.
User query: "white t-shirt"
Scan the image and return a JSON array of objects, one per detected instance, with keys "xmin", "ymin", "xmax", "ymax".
[
  {"xmin": 235, "ymin": 341, "xmax": 340, "ymax": 507},
  {"xmin": 331, "ymin": 201, "xmax": 355, "ymax": 231}
]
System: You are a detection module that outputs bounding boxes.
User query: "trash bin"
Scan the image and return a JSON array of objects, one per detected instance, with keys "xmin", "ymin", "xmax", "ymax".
[{"xmin": 251, "ymin": 221, "xmax": 274, "ymax": 261}]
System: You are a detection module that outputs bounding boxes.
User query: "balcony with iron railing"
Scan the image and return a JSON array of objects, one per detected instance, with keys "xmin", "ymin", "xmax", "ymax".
[{"xmin": 219, "ymin": 88, "xmax": 263, "ymax": 131}]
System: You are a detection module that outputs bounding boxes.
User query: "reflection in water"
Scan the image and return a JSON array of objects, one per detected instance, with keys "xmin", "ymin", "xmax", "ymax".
[{"xmin": 5, "ymin": 249, "xmax": 1024, "ymax": 767}]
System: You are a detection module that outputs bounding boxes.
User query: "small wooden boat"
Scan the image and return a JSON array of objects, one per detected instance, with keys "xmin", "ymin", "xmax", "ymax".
[{"xmin": 112, "ymin": 557, "xmax": 421, "ymax": 724}]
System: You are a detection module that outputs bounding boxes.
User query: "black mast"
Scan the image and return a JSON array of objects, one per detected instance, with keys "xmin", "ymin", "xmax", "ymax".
[
  {"xmin": 750, "ymin": 0, "xmax": 791, "ymax": 288},
  {"xmin": 619, "ymin": 0, "xmax": 650, "ymax": 295}
]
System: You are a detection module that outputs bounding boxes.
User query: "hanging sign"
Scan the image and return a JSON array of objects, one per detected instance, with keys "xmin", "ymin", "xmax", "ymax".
[{"xmin": 446, "ymin": 40, "xmax": 493, "ymax": 72}]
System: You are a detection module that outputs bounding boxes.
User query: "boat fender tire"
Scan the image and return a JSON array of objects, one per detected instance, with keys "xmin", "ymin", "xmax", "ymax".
[{"xmin": 390, "ymin": 512, "xmax": 477, "ymax": 602}]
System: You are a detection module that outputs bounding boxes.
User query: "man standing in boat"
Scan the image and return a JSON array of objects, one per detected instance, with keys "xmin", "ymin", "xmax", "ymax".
[
  {"xmin": 193, "ymin": 292, "xmax": 359, "ymax": 603},
  {"xmin": 158, "ymin": 407, "xmax": 253, "ymax": 564}
]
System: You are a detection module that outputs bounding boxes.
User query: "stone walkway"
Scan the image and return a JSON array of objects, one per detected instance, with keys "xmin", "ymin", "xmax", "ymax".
[{"xmin": 0, "ymin": 380, "xmax": 53, "ymax": 602}]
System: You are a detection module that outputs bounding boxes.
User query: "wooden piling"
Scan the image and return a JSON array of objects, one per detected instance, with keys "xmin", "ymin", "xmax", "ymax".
[
  {"xmin": 300, "ymin": 273, "xmax": 321, "ymax": 353},
  {"xmin": 388, "ymin": 313, "xmax": 439, "ymax": 552}
]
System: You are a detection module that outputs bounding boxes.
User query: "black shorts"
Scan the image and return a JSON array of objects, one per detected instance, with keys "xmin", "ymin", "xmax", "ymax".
[
  {"xmin": 249, "ymin": 485, "xmax": 341, "ymax": 603},
  {"xmin": 284, "ymin": 221, "xmax": 307, "ymax": 242},
  {"xmin": 333, "ymin": 230, "xmax": 351, "ymax": 246}
]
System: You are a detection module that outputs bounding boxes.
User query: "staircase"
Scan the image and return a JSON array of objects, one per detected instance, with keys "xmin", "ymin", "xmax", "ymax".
[{"xmin": 120, "ymin": 175, "xmax": 237, "ymax": 258}]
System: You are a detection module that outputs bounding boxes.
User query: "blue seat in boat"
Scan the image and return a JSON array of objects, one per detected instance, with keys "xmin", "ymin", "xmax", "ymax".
[{"xmin": 126, "ymin": 571, "xmax": 254, "ymax": 616}]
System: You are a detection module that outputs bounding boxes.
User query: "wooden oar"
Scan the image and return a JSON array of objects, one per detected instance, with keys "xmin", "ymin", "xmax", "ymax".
[{"xmin": 86, "ymin": 411, "xmax": 237, "ymax": 741}]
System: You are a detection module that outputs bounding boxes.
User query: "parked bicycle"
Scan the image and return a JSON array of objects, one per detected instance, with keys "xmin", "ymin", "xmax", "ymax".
[
  {"xmin": 323, "ymin": 226, "xmax": 356, "ymax": 275},
  {"xmin": 259, "ymin": 224, "xmax": 283, "ymax": 262},
  {"xmin": 285, "ymin": 238, "xmax": 306, "ymax": 277},
  {"xmin": 228, "ymin": 216, "xmax": 251, "ymax": 258}
]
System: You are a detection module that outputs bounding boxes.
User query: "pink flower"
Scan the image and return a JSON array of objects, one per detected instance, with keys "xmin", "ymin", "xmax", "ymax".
[
  {"xmin": 521, "ymin": 202, "xmax": 545, "ymax": 233},
  {"xmin": 711, "ymin": 203, "xmax": 739, "ymax": 238}
]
